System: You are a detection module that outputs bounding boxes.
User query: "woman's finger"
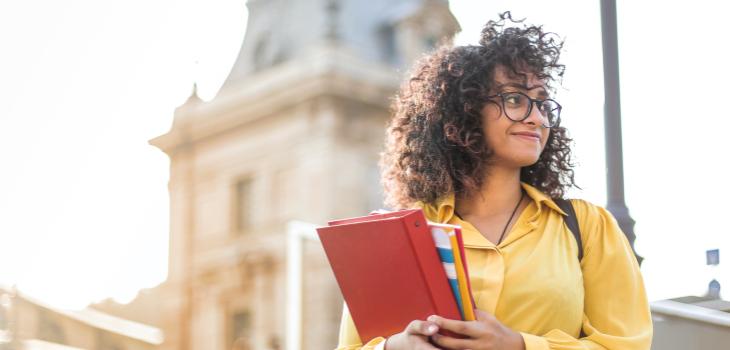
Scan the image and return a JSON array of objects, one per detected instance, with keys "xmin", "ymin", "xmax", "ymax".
[
  {"xmin": 431, "ymin": 333, "xmax": 474, "ymax": 350},
  {"xmin": 405, "ymin": 319, "xmax": 439, "ymax": 336},
  {"xmin": 426, "ymin": 315, "xmax": 477, "ymax": 337}
]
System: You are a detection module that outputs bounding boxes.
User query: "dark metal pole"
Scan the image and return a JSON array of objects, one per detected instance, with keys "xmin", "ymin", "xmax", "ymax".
[{"xmin": 600, "ymin": 0, "xmax": 643, "ymax": 265}]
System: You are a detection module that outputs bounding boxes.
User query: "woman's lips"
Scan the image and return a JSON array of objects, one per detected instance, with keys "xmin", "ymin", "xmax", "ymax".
[{"xmin": 511, "ymin": 132, "xmax": 541, "ymax": 141}]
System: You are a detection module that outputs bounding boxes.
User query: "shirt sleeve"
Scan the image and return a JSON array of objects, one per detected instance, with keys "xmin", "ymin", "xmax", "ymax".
[
  {"xmin": 335, "ymin": 303, "xmax": 387, "ymax": 350},
  {"xmin": 520, "ymin": 200, "xmax": 653, "ymax": 350}
]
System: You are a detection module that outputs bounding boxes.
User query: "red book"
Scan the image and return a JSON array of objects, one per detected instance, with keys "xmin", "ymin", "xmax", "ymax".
[{"xmin": 317, "ymin": 209, "xmax": 462, "ymax": 343}]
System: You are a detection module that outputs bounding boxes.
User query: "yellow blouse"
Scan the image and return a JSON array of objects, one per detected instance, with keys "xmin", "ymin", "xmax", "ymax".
[{"xmin": 335, "ymin": 183, "xmax": 652, "ymax": 350}]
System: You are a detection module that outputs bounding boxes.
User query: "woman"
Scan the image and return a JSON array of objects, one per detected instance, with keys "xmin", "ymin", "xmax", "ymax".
[{"xmin": 336, "ymin": 13, "xmax": 652, "ymax": 350}]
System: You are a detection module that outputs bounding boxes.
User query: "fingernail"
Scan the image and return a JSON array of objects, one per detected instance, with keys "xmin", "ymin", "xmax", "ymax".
[
  {"xmin": 427, "ymin": 315, "xmax": 437, "ymax": 322},
  {"xmin": 427, "ymin": 325, "xmax": 438, "ymax": 334}
]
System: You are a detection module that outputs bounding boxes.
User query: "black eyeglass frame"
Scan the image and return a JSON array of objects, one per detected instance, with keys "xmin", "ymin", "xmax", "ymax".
[{"xmin": 486, "ymin": 92, "xmax": 562, "ymax": 128}]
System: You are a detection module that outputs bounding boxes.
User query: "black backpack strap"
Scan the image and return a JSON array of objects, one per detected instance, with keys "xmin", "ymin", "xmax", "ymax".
[
  {"xmin": 554, "ymin": 198, "xmax": 588, "ymax": 339},
  {"xmin": 554, "ymin": 198, "xmax": 583, "ymax": 261}
]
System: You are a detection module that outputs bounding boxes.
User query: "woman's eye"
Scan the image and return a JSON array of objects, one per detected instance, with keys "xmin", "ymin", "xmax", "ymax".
[
  {"xmin": 504, "ymin": 94, "xmax": 523, "ymax": 106},
  {"xmin": 543, "ymin": 101, "xmax": 554, "ymax": 112}
]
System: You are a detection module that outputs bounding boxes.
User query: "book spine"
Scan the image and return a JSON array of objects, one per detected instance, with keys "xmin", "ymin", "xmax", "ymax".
[
  {"xmin": 455, "ymin": 227, "xmax": 477, "ymax": 310},
  {"xmin": 449, "ymin": 232, "xmax": 476, "ymax": 321},
  {"xmin": 430, "ymin": 226, "xmax": 464, "ymax": 319},
  {"xmin": 402, "ymin": 211, "xmax": 462, "ymax": 321}
]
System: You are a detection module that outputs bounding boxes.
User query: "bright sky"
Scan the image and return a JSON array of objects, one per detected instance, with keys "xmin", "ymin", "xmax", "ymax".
[{"xmin": 0, "ymin": 0, "xmax": 728, "ymax": 310}]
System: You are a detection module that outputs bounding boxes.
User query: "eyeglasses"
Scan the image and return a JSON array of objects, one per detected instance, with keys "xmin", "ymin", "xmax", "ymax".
[{"xmin": 487, "ymin": 92, "xmax": 562, "ymax": 128}]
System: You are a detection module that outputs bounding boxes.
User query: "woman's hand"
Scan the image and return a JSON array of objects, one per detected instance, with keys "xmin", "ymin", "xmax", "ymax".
[
  {"xmin": 384, "ymin": 319, "xmax": 441, "ymax": 350},
  {"xmin": 427, "ymin": 310, "xmax": 525, "ymax": 350}
]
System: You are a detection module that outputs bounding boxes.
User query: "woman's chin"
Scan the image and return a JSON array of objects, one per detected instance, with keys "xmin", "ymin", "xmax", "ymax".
[
  {"xmin": 492, "ymin": 151, "xmax": 542, "ymax": 169},
  {"xmin": 511, "ymin": 153, "xmax": 541, "ymax": 168}
]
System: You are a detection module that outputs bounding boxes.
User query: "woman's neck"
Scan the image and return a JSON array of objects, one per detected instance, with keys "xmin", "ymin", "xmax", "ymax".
[{"xmin": 455, "ymin": 166, "xmax": 523, "ymax": 219}]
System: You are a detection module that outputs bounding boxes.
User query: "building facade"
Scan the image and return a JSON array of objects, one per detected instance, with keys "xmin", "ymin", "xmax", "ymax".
[{"xmin": 149, "ymin": 1, "xmax": 459, "ymax": 349}]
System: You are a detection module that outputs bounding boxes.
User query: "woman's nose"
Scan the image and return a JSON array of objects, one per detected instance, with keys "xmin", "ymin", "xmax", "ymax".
[{"xmin": 524, "ymin": 101, "xmax": 547, "ymax": 126}]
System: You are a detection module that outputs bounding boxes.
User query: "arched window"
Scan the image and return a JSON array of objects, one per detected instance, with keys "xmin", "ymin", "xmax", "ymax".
[{"xmin": 230, "ymin": 310, "xmax": 252, "ymax": 350}]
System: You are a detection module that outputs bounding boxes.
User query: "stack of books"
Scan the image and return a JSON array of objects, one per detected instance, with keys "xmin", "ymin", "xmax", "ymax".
[
  {"xmin": 429, "ymin": 222, "xmax": 477, "ymax": 321},
  {"xmin": 317, "ymin": 209, "xmax": 475, "ymax": 342}
]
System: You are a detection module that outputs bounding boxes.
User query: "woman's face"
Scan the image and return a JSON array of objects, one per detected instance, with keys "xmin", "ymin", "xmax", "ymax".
[{"xmin": 481, "ymin": 65, "xmax": 551, "ymax": 169}]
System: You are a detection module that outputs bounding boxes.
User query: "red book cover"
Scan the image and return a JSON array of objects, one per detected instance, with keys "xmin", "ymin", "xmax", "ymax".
[{"xmin": 317, "ymin": 209, "xmax": 462, "ymax": 343}]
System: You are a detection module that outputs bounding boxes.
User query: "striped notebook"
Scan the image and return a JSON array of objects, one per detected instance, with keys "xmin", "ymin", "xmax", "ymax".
[{"xmin": 429, "ymin": 223, "xmax": 476, "ymax": 321}]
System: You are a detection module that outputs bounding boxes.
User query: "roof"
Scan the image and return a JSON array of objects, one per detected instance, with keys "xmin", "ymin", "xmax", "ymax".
[
  {"xmin": 1, "ymin": 287, "xmax": 163, "ymax": 345},
  {"xmin": 217, "ymin": 0, "xmax": 458, "ymax": 95},
  {"xmin": 64, "ymin": 308, "xmax": 163, "ymax": 345},
  {"xmin": 652, "ymin": 298, "xmax": 730, "ymax": 327}
]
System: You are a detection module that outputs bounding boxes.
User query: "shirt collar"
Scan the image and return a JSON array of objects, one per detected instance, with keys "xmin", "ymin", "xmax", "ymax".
[
  {"xmin": 520, "ymin": 182, "xmax": 568, "ymax": 216},
  {"xmin": 417, "ymin": 182, "xmax": 567, "ymax": 224}
]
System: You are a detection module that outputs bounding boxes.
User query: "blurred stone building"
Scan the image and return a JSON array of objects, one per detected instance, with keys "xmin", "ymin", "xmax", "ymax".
[
  {"xmin": 0, "ymin": 287, "xmax": 162, "ymax": 350},
  {"xmin": 148, "ymin": 0, "xmax": 459, "ymax": 349}
]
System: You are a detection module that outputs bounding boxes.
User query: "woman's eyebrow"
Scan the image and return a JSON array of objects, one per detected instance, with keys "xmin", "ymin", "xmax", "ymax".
[
  {"xmin": 494, "ymin": 82, "xmax": 549, "ymax": 96},
  {"xmin": 494, "ymin": 82, "xmax": 526, "ymax": 90},
  {"xmin": 535, "ymin": 89, "xmax": 549, "ymax": 98}
]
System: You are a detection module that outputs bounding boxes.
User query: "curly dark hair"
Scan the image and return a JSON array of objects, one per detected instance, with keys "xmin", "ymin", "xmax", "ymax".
[{"xmin": 380, "ymin": 12, "xmax": 577, "ymax": 209}]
